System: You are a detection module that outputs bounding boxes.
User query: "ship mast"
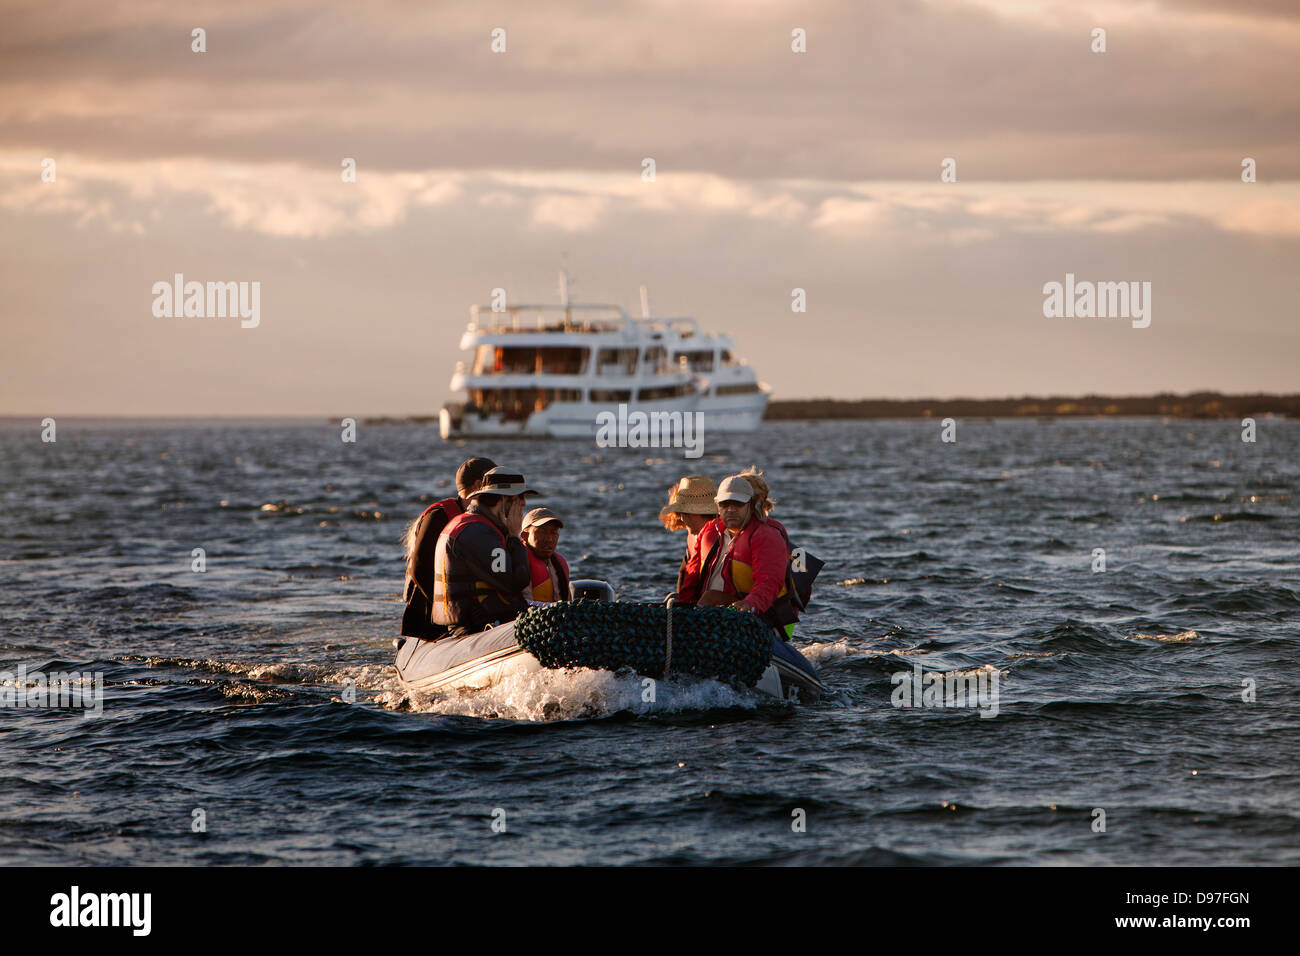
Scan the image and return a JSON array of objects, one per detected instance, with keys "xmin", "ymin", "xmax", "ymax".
[{"xmin": 558, "ymin": 267, "xmax": 571, "ymax": 329}]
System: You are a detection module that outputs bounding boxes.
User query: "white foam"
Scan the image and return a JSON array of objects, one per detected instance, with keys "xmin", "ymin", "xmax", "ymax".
[
  {"xmin": 370, "ymin": 665, "xmax": 767, "ymax": 722},
  {"xmin": 798, "ymin": 638, "xmax": 854, "ymax": 664},
  {"xmin": 1129, "ymin": 630, "xmax": 1200, "ymax": 643},
  {"xmin": 247, "ymin": 662, "xmax": 324, "ymax": 683}
]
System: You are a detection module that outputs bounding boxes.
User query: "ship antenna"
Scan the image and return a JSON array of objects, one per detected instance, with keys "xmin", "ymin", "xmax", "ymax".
[
  {"xmin": 639, "ymin": 285, "xmax": 651, "ymax": 319},
  {"xmin": 558, "ymin": 264, "xmax": 572, "ymax": 328}
]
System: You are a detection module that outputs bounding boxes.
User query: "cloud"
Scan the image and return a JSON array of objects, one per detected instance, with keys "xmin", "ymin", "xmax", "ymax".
[
  {"xmin": 809, "ymin": 196, "xmax": 891, "ymax": 233},
  {"xmin": 1217, "ymin": 197, "xmax": 1300, "ymax": 236},
  {"xmin": 0, "ymin": 153, "xmax": 465, "ymax": 238},
  {"xmin": 531, "ymin": 192, "xmax": 610, "ymax": 231},
  {"xmin": 5, "ymin": 153, "xmax": 1299, "ymax": 241},
  {"xmin": 1, "ymin": 0, "xmax": 1297, "ymax": 179}
]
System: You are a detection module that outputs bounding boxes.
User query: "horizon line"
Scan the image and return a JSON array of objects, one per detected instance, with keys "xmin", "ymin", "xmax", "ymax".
[{"xmin": 3, "ymin": 390, "xmax": 1298, "ymax": 421}]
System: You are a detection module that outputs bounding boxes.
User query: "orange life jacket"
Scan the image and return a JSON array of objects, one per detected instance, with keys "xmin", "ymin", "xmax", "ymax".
[{"xmin": 527, "ymin": 547, "xmax": 571, "ymax": 602}]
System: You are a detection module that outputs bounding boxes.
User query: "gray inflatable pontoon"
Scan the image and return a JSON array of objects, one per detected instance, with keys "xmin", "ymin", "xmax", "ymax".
[{"xmin": 395, "ymin": 580, "xmax": 827, "ymax": 703}]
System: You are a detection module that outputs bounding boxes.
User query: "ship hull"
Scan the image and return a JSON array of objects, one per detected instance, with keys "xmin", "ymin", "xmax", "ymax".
[{"xmin": 441, "ymin": 392, "xmax": 766, "ymax": 439}]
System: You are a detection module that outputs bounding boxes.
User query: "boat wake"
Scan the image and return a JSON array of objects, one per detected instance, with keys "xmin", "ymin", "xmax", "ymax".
[
  {"xmin": 375, "ymin": 664, "xmax": 770, "ymax": 722},
  {"xmin": 127, "ymin": 648, "xmax": 846, "ymax": 723}
]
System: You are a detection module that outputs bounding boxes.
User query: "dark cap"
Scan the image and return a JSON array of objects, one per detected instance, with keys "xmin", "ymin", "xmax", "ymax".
[{"xmin": 455, "ymin": 457, "xmax": 497, "ymax": 498}]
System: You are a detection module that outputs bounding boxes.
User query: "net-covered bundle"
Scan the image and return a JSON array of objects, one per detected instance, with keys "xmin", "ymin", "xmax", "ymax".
[{"xmin": 515, "ymin": 601, "xmax": 773, "ymax": 685}]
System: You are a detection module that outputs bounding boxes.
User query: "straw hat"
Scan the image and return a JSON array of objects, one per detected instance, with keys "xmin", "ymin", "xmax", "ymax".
[{"xmin": 659, "ymin": 475, "xmax": 718, "ymax": 520}]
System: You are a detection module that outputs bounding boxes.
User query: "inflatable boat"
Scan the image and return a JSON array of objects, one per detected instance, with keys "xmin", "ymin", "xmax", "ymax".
[{"xmin": 395, "ymin": 579, "xmax": 827, "ymax": 704}]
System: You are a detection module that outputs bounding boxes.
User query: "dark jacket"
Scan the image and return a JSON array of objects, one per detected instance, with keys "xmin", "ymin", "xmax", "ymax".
[
  {"xmin": 401, "ymin": 497, "xmax": 461, "ymax": 639},
  {"xmin": 431, "ymin": 503, "xmax": 530, "ymax": 637}
]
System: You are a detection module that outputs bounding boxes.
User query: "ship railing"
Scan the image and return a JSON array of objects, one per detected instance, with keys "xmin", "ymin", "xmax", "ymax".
[
  {"xmin": 468, "ymin": 304, "xmax": 630, "ymax": 335},
  {"xmin": 636, "ymin": 315, "xmax": 705, "ymax": 339}
]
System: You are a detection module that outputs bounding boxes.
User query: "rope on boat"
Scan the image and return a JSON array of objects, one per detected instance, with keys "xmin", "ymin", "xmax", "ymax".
[
  {"xmin": 514, "ymin": 600, "xmax": 772, "ymax": 686},
  {"xmin": 664, "ymin": 596, "xmax": 674, "ymax": 678}
]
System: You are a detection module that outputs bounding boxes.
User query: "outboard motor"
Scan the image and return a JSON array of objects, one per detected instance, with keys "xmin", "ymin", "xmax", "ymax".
[{"xmin": 569, "ymin": 578, "xmax": 617, "ymax": 602}]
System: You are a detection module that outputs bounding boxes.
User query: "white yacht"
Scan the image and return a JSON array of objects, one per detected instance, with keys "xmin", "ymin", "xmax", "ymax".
[{"xmin": 439, "ymin": 279, "xmax": 770, "ymax": 439}]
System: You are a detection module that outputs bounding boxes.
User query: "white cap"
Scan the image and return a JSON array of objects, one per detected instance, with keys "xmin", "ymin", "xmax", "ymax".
[{"xmin": 715, "ymin": 475, "xmax": 754, "ymax": 503}]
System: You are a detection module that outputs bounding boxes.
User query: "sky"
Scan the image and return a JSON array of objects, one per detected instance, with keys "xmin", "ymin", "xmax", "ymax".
[{"xmin": 1, "ymin": 0, "xmax": 1298, "ymax": 415}]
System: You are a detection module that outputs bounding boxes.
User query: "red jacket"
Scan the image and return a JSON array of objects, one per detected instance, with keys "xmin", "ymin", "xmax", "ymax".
[
  {"xmin": 695, "ymin": 514, "xmax": 791, "ymax": 614},
  {"xmin": 675, "ymin": 529, "xmax": 708, "ymax": 603}
]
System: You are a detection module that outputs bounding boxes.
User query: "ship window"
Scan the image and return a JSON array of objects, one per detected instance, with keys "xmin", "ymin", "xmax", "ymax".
[
  {"xmin": 673, "ymin": 350, "xmax": 714, "ymax": 372},
  {"xmin": 719, "ymin": 350, "xmax": 735, "ymax": 366},
  {"xmin": 466, "ymin": 387, "xmax": 585, "ymax": 418},
  {"xmin": 589, "ymin": 389, "xmax": 632, "ymax": 402},
  {"xmin": 470, "ymin": 346, "xmax": 535, "ymax": 375},
  {"xmin": 472, "ymin": 346, "xmax": 588, "ymax": 375},
  {"xmin": 715, "ymin": 382, "xmax": 759, "ymax": 395},
  {"xmin": 538, "ymin": 347, "xmax": 588, "ymax": 374},
  {"xmin": 467, "ymin": 387, "xmax": 531, "ymax": 419},
  {"xmin": 637, "ymin": 383, "xmax": 696, "ymax": 401},
  {"xmin": 499, "ymin": 347, "xmax": 538, "ymax": 374},
  {"xmin": 642, "ymin": 346, "xmax": 666, "ymax": 371},
  {"xmin": 596, "ymin": 348, "xmax": 638, "ymax": 375}
]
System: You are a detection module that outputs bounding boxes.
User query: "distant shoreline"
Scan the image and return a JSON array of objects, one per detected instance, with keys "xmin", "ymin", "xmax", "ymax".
[
  {"xmin": 5, "ymin": 392, "xmax": 1293, "ymax": 423},
  {"xmin": 763, "ymin": 392, "xmax": 1298, "ymax": 421}
]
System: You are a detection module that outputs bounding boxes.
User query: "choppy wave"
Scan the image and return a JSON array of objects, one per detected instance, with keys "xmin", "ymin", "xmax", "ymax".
[{"xmin": 3, "ymin": 417, "xmax": 1298, "ymax": 865}]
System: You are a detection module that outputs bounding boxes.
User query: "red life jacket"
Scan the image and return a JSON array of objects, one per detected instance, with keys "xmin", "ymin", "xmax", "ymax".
[
  {"xmin": 424, "ymin": 496, "xmax": 461, "ymax": 521},
  {"xmin": 433, "ymin": 511, "xmax": 508, "ymax": 617},
  {"xmin": 526, "ymin": 547, "xmax": 571, "ymax": 602},
  {"xmin": 442, "ymin": 511, "xmax": 505, "ymax": 547},
  {"xmin": 401, "ymin": 496, "xmax": 464, "ymax": 638},
  {"xmin": 407, "ymin": 497, "xmax": 462, "ymax": 580}
]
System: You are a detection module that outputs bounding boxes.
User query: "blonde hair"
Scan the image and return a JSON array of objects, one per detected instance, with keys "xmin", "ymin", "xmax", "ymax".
[
  {"xmin": 402, "ymin": 512, "xmax": 425, "ymax": 564},
  {"xmin": 739, "ymin": 465, "xmax": 775, "ymax": 516},
  {"xmin": 660, "ymin": 481, "xmax": 688, "ymax": 531}
]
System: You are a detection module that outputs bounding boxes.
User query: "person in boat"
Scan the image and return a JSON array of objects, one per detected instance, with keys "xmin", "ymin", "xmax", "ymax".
[
  {"xmin": 695, "ymin": 475, "xmax": 800, "ymax": 637},
  {"xmin": 743, "ymin": 465, "xmax": 821, "ymax": 629},
  {"xmin": 521, "ymin": 507, "xmax": 571, "ymax": 603},
  {"xmin": 401, "ymin": 456, "xmax": 496, "ymax": 639},
  {"xmin": 660, "ymin": 476, "xmax": 717, "ymax": 604},
  {"xmin": 733, "ymin": 466, "xmax": 813, "ymax": 639},
  {"xmin": 430, "ymin": 466, "xmax": 538, "ymax": 639},
  {"xmin": 737, "ymin": 466, "xmax": 784, "ymax": 537}
]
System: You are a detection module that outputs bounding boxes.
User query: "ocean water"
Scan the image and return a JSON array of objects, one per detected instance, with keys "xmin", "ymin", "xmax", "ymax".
[{"xmin": 1, "ymin": 417, "xmax": 1297, "ymax": 865}]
